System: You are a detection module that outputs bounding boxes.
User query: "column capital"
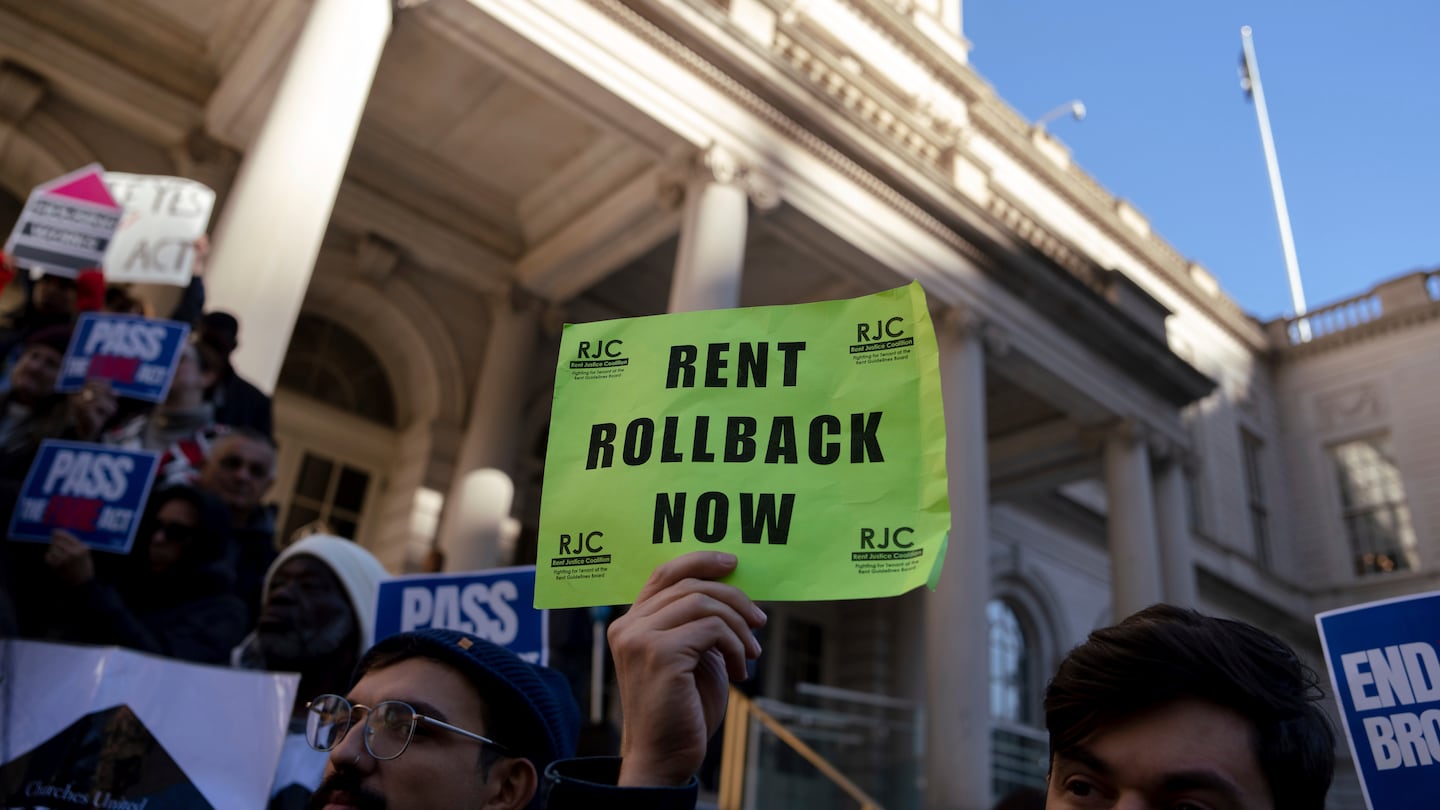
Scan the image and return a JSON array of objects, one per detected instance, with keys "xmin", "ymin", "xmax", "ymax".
[
  {"xmin": 663, "ymin": 144, "xmax": 782, "ymax": 213},
  {"xmin": 488, "ymin": 282, "xmax": 547, "ymax": 320},
  {"xmin": 932, "ymin": 304, "xmax": 982, "ymax": 339},
  {"xmin": 1084, "ymin": 416, "xmax": 1148, "ymax": 449}
]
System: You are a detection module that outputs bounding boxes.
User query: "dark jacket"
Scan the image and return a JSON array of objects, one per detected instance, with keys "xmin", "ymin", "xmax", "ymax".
[
  {"xmin": 0, "ymin": 391, "xmax": 79, "ymax": 639},
  {"xmin": 54, "ymin": 485, "xmax": 247, "ymax": 664},
  {"xmin": 230, "ymin": 503, "xmax": 279, "ymax": 627},
  {"xmin": 212, "ymin": 372, "xmax": 273, "ymax": 436}
]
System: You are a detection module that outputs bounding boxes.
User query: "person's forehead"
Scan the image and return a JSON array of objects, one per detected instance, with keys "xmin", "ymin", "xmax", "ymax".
[
  {"xmin": 273, "ymin": 554, "xmax": 343, "ymax": 588},
  {"xmin": 215, "ymin": 435, "xmax": 274, "ymax": 462},
  {"xmin": 350, "ymin": 657, "xmax": 489, "ymax": 727},
  {"xmin": 155, "ymin": 498, "xmax": 198, "ymax": 522},
  {"xmin": 23, "ymin": 344, "xmax": 61, "ymax": 360},
  {"xmin": 1059, "ymin": 699, "xmax": 1268, "ymax": 803}
]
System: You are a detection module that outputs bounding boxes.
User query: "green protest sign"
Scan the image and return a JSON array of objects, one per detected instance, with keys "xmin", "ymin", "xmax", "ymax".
[{"xmin": 535, "ymin": 282, "xmax": 949, "ymax": 608}]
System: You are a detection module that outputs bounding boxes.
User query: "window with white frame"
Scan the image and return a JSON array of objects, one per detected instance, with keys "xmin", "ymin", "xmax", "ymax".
[
  {"xmin": 1240, "ymin": 430, "xmax": 1270, "ymax": 566},
  {"xmin": 1331, "ymin": 436, "xmax": 1419, "ymax": 575},
  {"xmin": 988, "ymin": 600, "xmax": 1031, "ymax": 724},
  {"xmin": 988, "ymin": 599, "xmax": 1047, "ymax": 798},
  {"xmin": 280, "ymin": 451, "xmax": 373, "ymax": 542}
]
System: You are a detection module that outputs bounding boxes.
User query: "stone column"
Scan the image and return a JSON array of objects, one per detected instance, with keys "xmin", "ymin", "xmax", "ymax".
[
  {"xmin": 1154, "ymin": 455, "xmax": 1197, "ymax": 607},
  {"xmin": 438, "ymin": 290, "xmax": 541, "ymax": 571},
  {"xmin": 1103, "ymin": 422, "xmax": 1164, "ymax": 620},
  {"xmin": 925, "ymin": 312, "xmax": 990, "ymax": 810},
  {"xmin": 203, "ymin": 0, "xmax": 391, "ymax": 393},
  {"xmin": 667, "ymin": 145, "xmax": 777, "ymax": 313}
]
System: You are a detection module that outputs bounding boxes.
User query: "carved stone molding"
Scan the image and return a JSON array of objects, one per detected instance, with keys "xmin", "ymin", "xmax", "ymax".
[
  {"xmin": 661, "ymin": 144, "xmax": 784, "ymax": 213},
  {"xmin": 1314, "ymin": 383, "xmax": 1383, "ymax": 432},
  {"xmin": 0, "ymin": 62, "xmax": 45, "ymax": 124},
  {"xmin": 356, "ymin": 232, "xmax": 401, "ymax": 284}
]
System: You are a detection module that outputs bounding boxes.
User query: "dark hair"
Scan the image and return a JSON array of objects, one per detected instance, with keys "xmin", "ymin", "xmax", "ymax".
[
  {"xmin": 1044, "ymin": 604, "xmax": 1334, "ymax": 810},
  {"xmin": 198, "ymin": 311, "xmax": 240, "ymax": 353},
  {"xmin": 144, "ymin": 483, "xmax": 235, "ymax": 569},
  {"xmin": 189, "ymin": 336, "xmax": 223, "ymax": 377}
]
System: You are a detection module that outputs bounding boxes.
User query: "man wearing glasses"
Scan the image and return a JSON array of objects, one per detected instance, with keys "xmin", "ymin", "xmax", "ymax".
[{"xmin": 306, "ymin": 551, "xmax": 765, "ymax": 809}]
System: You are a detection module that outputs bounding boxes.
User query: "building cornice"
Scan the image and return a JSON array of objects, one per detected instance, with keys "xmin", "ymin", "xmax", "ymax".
[
  {"xmin": 684, "ymin": 0, "xmax": 1268, "ymax": 351},
  {"xmin": 614, "ymin": 0, "xmax": 1214, "ymax": 408}
]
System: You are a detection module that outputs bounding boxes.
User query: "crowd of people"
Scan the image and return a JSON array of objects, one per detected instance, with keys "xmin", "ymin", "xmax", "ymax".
[
  {"xmin": 0, "ymin": 251, "xmax": 1339, "ymax": 810},
  {"xmin": 0, "ymin": 251, "xmax": 276, "ymax": 647}
]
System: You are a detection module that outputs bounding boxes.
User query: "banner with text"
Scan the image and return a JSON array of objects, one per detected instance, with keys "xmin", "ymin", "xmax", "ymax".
[
  {"xmin": 103, "ymin": 173, "xmax": 215, "ymax": 286},
  {"xmin": 3, "ymin": 164, "xmax": 123, "ymax": 278},
  {"xmin": 535, "ymin": 282, "xmax": 949, "ymax": 608},
  {"xmin": 7, "ymin": 440, "xmax": 160, "ymax": 554},
  {"xmin": 374, "ymin": 566, "xmax": 548, "ymax": 665},
  {"xmin": 58, "ymin": 313, "xmax": 191, "ymax": 403},
  {"xmin": 1317, "ymin": 590, "xmax": 1440, "ymax": 810},
  {"xmin": 1, "ymin": 640, "xmax": 297, "ymax": 810}
]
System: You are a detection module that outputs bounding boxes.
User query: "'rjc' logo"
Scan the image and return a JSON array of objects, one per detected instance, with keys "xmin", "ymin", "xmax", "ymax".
[{"xmin": 577, "ymin": 340, "xmax": 623, "ymax": 359}]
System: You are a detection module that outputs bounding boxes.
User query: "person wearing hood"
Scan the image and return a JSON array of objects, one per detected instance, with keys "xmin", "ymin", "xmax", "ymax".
[
  {"xmin": 41, "ymin": 483, "xmax": 246, "ymax": 664},
  {"xmin": 230, "ymin": 533, "xmax": 389, "ymax": 809}
]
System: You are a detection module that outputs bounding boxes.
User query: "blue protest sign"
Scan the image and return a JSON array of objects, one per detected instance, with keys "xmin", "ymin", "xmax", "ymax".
[
  {"xmin": 7, "ymin": 440, "xmax": 160, "ymax": 554},
  {"xmin": 374, "ymin": 567, "xmax": 548, "ymax": 665},
  {"xmin": 1317, "ymin": 590, "xmax": 1440, "ymax": 810},
  {"xmin": 57, "ymin": 313, "xmax": 191, "ymax": 402}
]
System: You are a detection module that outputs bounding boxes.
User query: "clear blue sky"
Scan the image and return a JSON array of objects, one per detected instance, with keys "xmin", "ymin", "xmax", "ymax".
[{"xmin": 965, "ymin": 1, "xmax": 1439, "ymax": 321}]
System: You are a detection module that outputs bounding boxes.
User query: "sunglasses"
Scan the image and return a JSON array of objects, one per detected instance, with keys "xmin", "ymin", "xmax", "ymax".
[{"xmin": 148, "ymin": 521, "xmax": 197, "ymax": 544}]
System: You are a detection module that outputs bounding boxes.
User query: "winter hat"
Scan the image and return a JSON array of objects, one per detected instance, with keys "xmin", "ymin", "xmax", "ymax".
[
  {"xmin": 75, "ymin": 270, "xmax": 106, "ymax": 312},
  {"xmin": 356, "ymin": 628, "xmax": 580, "ymax": 779},
  {"xmin": 24, "ymin": 324, "xmax": 73, "ymax": 354},
  {"xmin": 264, "ymin": 534, "xmax": 390, "ymax": 657}
]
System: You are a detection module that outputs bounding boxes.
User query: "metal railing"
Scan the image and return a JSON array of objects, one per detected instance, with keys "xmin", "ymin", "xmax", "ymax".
[
  {"xmin": 991, "ymin": 721, "xmax": 1050, "ymax": 798},
  {"xmin": 719, "ymin": 687, "xmax": 909, "ymax": 810}
]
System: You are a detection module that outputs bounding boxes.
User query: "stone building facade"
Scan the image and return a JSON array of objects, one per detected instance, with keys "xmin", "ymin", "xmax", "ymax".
[{"xmin": 0, "ymin": 1, "xmax": 1435, "ymax": 806}]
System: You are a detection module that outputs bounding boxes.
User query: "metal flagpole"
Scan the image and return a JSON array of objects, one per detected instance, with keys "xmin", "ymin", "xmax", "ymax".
[{"xmin": 1241, "ymin": 25, "xmax": 1310, "ymax": 340}]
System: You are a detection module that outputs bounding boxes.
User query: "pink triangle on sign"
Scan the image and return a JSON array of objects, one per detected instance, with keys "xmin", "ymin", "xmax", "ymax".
[{"xmin": 39, "ymin": 163, "xmax": 119, "ymax": 209}]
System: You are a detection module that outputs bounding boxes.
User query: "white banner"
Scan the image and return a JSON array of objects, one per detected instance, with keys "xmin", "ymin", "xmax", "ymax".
[
  {"xmin": 1, "ymin": 640, "xmax": 297, "ymax": 810},
  {"xmin": 102, "ymin": 174, "xmax": 215, "ymax": 286}
]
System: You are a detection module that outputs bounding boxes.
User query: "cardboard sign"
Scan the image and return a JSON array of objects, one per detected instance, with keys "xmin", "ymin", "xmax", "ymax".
[
  {"xmin": 535, "ymin": 282, "xmax": 950, "ymax": 608},
  {"xmin": 1317, "ymin": 590, "xmax": 1440, "ymax": 810},
  {"xmin": 1, "ymin": 639, "xmax": 297, "ymax": 810},
  {"xmin": 3, "ymin": 163, "xmax": 122, "ymax": 278},
  {"xmin": 57, "ymin": 313, "xmax": 191, "ymax": 403},
  {"xmin": 103, "ymin": 173, "xmax": 215, "ymax": 286},
  {"xmin": 8, "ymin": 440, "xmax": 160, "ymax": 554},
  {"xmin": 374, "ymin": 567, "xmax": 549, "ymax": 665}
]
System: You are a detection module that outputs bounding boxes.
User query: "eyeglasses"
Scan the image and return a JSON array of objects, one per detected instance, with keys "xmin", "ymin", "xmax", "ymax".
[{"xmin": 305, "ymin": 694, "xmax": 514, "ymax": 761}]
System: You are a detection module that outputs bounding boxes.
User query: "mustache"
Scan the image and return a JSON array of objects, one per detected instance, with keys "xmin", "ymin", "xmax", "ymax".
[{"xmin": 307, "ymin": 767, "xmax": 386, "ymax": 810}]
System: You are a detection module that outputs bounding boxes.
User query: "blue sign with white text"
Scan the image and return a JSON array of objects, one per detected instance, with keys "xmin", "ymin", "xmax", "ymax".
[
  {"xmin": 7, "ymin": 440, "xmax": 161, "ymax": 554},
  {"xmin": 57, "ymin": 313, "xmax": 190, "ymax": 402},
  {"xmin": 374, "ymin": 567, "xmax": 548, "ymax": 665},
  {"xmin": 1318, "ymin": 590, "xmax": 1440, "ymax": 810}
]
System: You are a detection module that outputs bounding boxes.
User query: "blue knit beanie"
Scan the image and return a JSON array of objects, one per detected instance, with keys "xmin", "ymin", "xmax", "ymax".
[{"xmin": 356, "ymin": 628, "xmax": 580, "ymax": 776}]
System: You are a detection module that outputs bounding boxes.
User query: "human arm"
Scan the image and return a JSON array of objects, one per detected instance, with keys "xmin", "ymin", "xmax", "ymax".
[
  {"xmin": 609, "ymin": 551, "xmax": 765, "ymax": 787},
  {"xmin": 66, "ymin": 379, "xmax": 118, "ymax": 440},
  {"xmin": 45, "ymin": 529, "xmax": 96, "ymax": 586}
]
